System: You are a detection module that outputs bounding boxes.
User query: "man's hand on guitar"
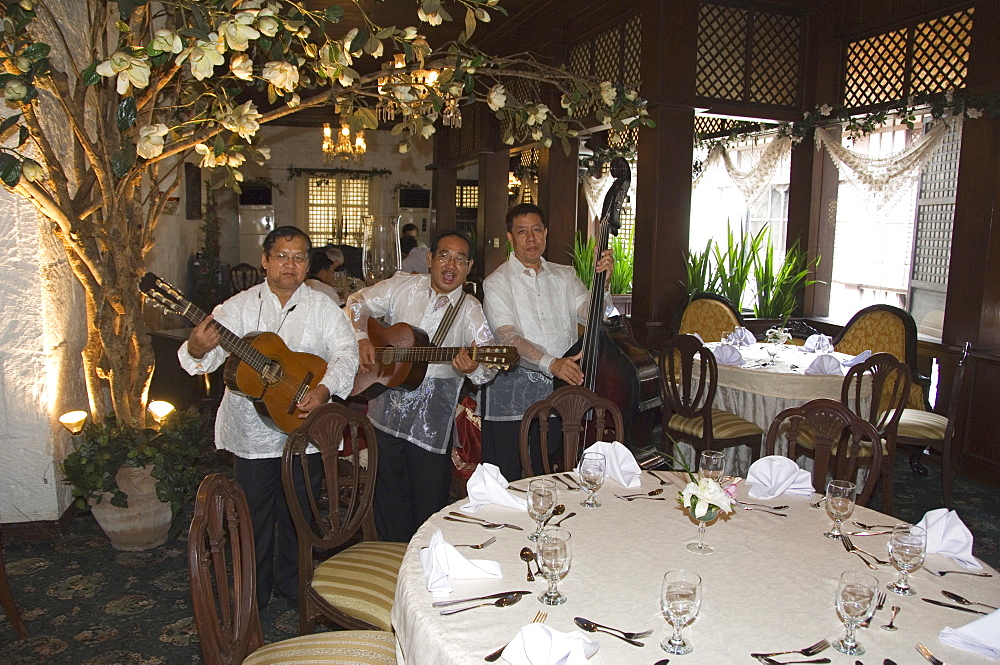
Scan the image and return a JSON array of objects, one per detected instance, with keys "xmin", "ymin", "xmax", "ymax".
[
  {"xmin": 187, "ymin": 315, "xmax": 220, "ymax": 359},
  {"xmin": 550, "ymin": 352, "xmax": 585, "ymax": 385},
  {"xmin": 357, "ymin": 338, "xmax": 376, "ymax": 372},
  {"xmin": 296, "ymin": 385, "xmax": 331, "ymax": 417},
  {"xmin": 452, "ymin": 346, "xmax": 478, "ymax": 375}
]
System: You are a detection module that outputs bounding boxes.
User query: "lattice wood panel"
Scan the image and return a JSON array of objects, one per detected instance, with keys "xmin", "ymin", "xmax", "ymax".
[
  {"xmin": 749, "ymin": 12, "xmax": 800, "ymax": 106},
  {"xmin": 498, "ymin": 78, "xmax": 540, "ymax": 142},
  {"xmin": 594, "ymin": 26, "xmax": 621, "ymax": 86},
  {"xmin": 912, "ymin": 9, "xmax": 972, "ymax": 95},
  {"xmin": 622, "ymin": 15, "xmax": 641, "ymax": 89},
  {"xmin": 844, "ymin": 30, "xmax": 907, "ymax": 108},
  {"xmin": 694, "ymin": 116, "xmax": 770, "ymax": 140},
  {"xmin": 567, "ymin": 14, "xmax": 642, "ymax": 119},
  {"xmin": 697, "ymin": 4, "xmax": 747, "ymax": 100},
  {"xmin": 912, "ymin": 120, "xmax": 962, "ymax": 288}
]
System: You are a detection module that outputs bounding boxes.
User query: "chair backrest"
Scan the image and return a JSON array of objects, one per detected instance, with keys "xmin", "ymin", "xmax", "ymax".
[
  {"xmin": 940, "ymin": 342, "xmax": 973, "ymax": 441},
  {"xmin": 519, "ymin": 386, "xmax": 625, "ymax": 476},
  {"xmin": 282, "ymin": 403, "xmax": 379, "ymax": 561},
  {"xmin": 658, "ymin": 334, "xmax": 718, "ymax": 422},
  {"xmin": 673, "ymin": 292, "xmax": 743, "ymax": 343},
  {"xmin": 764, "ymin": 398, "xmax": 883, "ymax": 505},
  {"xmin": 841, "ymin": 352, "xmax": 912, "ymax": 439},
  {"xmin": 188, "ymin": 473, "xmax": 264, "ymax": 665},
  {"xmin": 230, "ymin": 263, "xmax": 261, "ymax": 294}
]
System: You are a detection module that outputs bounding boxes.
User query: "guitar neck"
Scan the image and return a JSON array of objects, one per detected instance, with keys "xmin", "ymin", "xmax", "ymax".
[
  {"xmin": 178, "ymin": 302, "xmax": 269, "ymax": 371},
  {"xmin": 374, "ymin": 346, "xmax": 476, "ymax": 364}
]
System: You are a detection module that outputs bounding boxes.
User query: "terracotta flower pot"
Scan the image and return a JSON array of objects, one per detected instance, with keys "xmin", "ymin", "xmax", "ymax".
[{"xmin": 88, "ymin": 465, "xmax": 173, "ymax": 551}]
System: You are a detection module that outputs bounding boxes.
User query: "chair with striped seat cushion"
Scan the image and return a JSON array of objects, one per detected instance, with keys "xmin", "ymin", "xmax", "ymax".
[
  {"xmin": 188, "ymin": 473, "xmax": 397, "ymax": 665},
  {"xmin": 658, "ymin": 334, "xmax": 763, "ymax": 468},
  {"xmin": 282, "ymin": 404, "xmax": 405, "ymax": 635}
]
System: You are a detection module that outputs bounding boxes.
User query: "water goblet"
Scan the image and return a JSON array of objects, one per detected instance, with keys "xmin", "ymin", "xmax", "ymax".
[
  {"xmin": 536, "ymin": 528, "xmax": 572, "ymax": 605},
  {"xmin": 686, "ymin": 504, "xmax": 720, "ymax": 555},
  {"xmin": 699, "ymin": 450, "xmax": 725, "ymax": 481},
  {"xmin": 886, "ymin": 524, "xmax": 927, "ymax": 596},
  {"xmin": 824, "ymin": 479, "xmax": 856, "ymax": 539},
  {"xmin": 526, "ymin": 478, "xmax": 557, "ymax": 542},
  {"xmin": 833, "ymin": 570, "xmax": 878, "ymax": 656},
  {"xmin": 577, "ymin": 452, "xmax": 606, "ymax": 508},
  {"xmin": 765, "ymin": 342, "xmax": 781, "ymax": 365},
  {"xmin": 660, "ymin": 570, "xmax": 702, "ymax": 654}
]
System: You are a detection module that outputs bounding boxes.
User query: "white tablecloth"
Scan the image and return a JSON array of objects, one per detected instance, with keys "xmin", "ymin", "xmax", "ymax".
[{"xmin": 392, "ymin": 473, "xmax": 997, "ymax": 664}]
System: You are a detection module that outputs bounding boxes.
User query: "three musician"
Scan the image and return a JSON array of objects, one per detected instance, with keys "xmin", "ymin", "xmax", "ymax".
[
  {"xmin": 178, "ymin": 225, "xmax": 359, "ymax": 610},
  {"xmin": 480, "ymin": 203, "xmax": 615, "ymax": 481}
]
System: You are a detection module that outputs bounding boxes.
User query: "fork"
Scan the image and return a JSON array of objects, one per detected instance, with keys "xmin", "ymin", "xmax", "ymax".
[
  {"xmin": 455, "ymin": 536, "xmax": 497, "ymax": 549},
  {"xmin": 860, "ymin": 590, "xmax": 886, "ymax": 627},
  {"xmin": 614, "ymin": 494, "xmax": 668, "ymax": 501},
  {"xmin": 916, "ymin": 642, "xmax": 951, "ymax": 665},
  {"xmin": 927, "ymin": 568, "xmax": 993, "ymax": 577},
  {"xmin": 752, "ymin": 638, "xmax": 830, "ymax": 658},
  {"xmin": 841, "ymin": 535, "xmax": 890, "ymax": 565},
  {"xmin": 554, "ymin": 475, "xmax": 580, "ymax": 492},
  {"xmin": 840, "ymin": 535, "xmax": 879, "ymax": 570},
  {"xmin": 484, "ymin": 611, "xmax": 547, "ymax": 662},
  {"xmin": 734, "ymin": 500, "xmax": 787, "ymax": 516}
]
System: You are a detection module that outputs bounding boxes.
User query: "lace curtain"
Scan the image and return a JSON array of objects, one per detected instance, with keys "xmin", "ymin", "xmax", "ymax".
[
  {"xmin": 581, "ymin": 169, "xmax": 636, "ymax": 227},
  {"xmin": 813, "ymin": 117, "xmax": 957, "ymax": 212},
  {"xmin": 693, "ymin": 135, "xmax": 792, "ymax": 206}
]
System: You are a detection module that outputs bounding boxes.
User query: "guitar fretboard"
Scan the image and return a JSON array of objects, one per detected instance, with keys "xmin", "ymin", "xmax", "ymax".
[{"xmin": 375, "ymin": 346, "xmax": 484, "ymax": 364}]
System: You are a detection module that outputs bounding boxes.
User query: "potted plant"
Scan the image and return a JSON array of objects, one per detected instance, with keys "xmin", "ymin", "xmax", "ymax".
[{"xmin": 61, "ymin": 407, "xmax": 208, "ymax": 551}]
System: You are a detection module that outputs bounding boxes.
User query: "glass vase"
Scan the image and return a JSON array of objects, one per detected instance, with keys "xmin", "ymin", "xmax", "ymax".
[
  {"xmin": 686, "ymin": 506, "xmax": 720, "ymax": 555},
  {"xmin": 362, "ymin": 215, "xmax": 401, "ymax": 284}
]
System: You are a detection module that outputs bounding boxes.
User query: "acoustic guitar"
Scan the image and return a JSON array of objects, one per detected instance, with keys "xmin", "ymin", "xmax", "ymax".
[
  {"xmin": 139, "ymin": 273, "xmax": 327, "ymax": 434},
  {"xmin": 351, "ymin": 318, "xmax": 519, "ymax": 399}
]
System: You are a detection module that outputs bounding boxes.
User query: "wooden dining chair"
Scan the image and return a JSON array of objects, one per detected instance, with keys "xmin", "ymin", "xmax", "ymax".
[
  {"xmin": 672, "ymin": 292, "xmax": 743, "ymax": 343},
  {"xmin": 657, "ymin": 334, "xmax": 763, "ymax": 469},
  {"xmin": 229, "ymin": 263, "xmax": 261, "ymax": 295},
  {"xmin": 188, "ymin": 473, "xmax": 396, "ymax": 665},
  {"xmin": 0, "ymin": 526, "xmax": 29, "ymax": 640},
  {"xmin": 281, "ymin": 403, "xmax": 406, "ymax": 635},
  {"xmin": 897, "ymin": 342, "xmax": 972, "ymax": 509},
  {"xmin": 519, "ymin": 386, "xmax": 625, "ymax": 477},
  {"xmin": 764, "ymin": 398, "xmax": 883, "ymax": 505}
]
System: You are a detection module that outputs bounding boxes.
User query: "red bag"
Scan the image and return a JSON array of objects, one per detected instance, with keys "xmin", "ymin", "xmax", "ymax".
[{"xmin": 451, "ymin": 396, "xmax": 482, "ymax": 496}]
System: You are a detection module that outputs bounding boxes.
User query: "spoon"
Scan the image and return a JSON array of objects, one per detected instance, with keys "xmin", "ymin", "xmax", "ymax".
[
  {"xmin": 853, "ymin": 521, "xmax": 898, "ymax": 530},
  {"xmin": 519, "ymin": 547, "xmax": 535, "ymax": 582},
  {"xmin": 439, "ymin": 593, "xmax": 522, "ymax": 615},
  {"xmin": 739, "ymin": 502, "xmax": 789, "ymax": 510},
  {"xmin": 620, "ymin": 488, "xmax": 664, "ymax": 498},
  {"xmin": 881, "ymin": 605, "xmax": 900, "ymax": 631},
  {"xmin": 573, "ymin": 618, "xmax": 645, "ymax": 646},
  {"xmin": 542, "ymin": 504, "xmax": 565, "ymax": 527},
  {"xmin": 553, "ymin": 511, "xmax": 577, "ymax": 527},
  {"xmin": 654, "ymin": 661, "xmax": 670, "ymax": 665},
  {"xmin": 443, "ymin": 516, "xmax": 505, "ymax": 530},
  {"xmin": 941, "ymin": 590, "xmax": 999, "ymax": 610}
]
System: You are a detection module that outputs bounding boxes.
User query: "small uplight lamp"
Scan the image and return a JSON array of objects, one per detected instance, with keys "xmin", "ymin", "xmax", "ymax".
[
  {"xmin": 58, "ymin": 410, "xmax": 89, "ymax": 436},
  {"xmin": 148, "ymin": 400, "xmax": 175, "ymax": 426}
]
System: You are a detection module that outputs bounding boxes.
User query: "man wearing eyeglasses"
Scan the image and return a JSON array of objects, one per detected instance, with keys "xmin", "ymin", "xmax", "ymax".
[
  {"xmin": 346, "ymin": 230, "xmax": 497, "ymax": 542},
  {"xmin": 481, "ymin": 203, "xmax": 614, "ymax": 481},
  {"xmin": 179, "ymin": 225, "xmax": 358, "ymax": 610}
]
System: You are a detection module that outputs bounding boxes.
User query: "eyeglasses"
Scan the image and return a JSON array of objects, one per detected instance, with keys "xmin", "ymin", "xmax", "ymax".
[
  {"xmin": 433, "ymin": 252, "xmax": 470, "ymax": 266},
  {"xmin": 268, "ymin": 252, "xmax": 308, "ymax": 265}
]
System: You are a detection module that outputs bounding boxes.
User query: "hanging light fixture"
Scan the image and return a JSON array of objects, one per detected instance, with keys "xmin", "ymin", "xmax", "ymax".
[{"xmin": 322, "ymin": 118, "xmax": 366, "ymax": 165}]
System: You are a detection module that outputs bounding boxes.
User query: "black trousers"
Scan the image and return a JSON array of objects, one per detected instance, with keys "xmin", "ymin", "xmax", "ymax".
[
  {"xmin": 233, "ymin": 454, "xmax": 322, "ymax": 610},
  {"xmin": 481, "ymin": 417, "xmax": 564, "ymax": 482},
  {"xmin": 374, "ymin": 430, "xmax": 453, "ymax": 543}
]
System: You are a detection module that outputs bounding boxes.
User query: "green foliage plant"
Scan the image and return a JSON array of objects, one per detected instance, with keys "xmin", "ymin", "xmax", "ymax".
[
  {"xmin": 753, "ymin": 233, "xmax": 820, "ymax": 320},
  {"xmin": 609, "ymin": 235, "xmax": 633, "ymax": 295},
  {"xmin": 712, "ymin": 224, "xmax": 766, "ymax": 310},
  {"xmin": 683, "ymin": 239, "xmax": 715, "ymax": 295},
  {"xmin": 570, "ymin": 230, "xmax": 596, "ymax": 290}
]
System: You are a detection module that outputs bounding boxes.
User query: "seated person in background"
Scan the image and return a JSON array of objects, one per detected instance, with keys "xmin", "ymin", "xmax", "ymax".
[
  {"xmin": 401, "ymin": 222, "xmax": 428, "ymax": 249},
  {"xmin": 323, "ymin": 245, "xmax": 345, "ymax": 271},
  {"xmin": 305, "ymin": 250, "xmax": 341, "ymax": 305},
  {"xmin": 400, "ymin": 234, "xmax": 430, "ymax": 274}
]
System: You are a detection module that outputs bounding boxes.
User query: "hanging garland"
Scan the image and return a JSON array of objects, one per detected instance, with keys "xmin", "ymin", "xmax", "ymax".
[{"xmin": 287, "ymin": 166, "xmax": 391, "ymax": 181}]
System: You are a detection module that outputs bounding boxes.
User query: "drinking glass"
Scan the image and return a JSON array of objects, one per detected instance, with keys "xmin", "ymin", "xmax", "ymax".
[
  {"xmin": 660, "ymin": 570, "xmax": 702, "ymax": 654},
  {"xmin": 887, "ymin": 524, "xmax": 927, "ymax": 596},
  {"xmin": 824, "ymin": 479, "xmax": 856, "ymax": 539},
  {"xmin": 686, "ymin": 504, "xmax": 720, "ymax": 555},
  {"xmin": 526, "ymin": 478, "xmax": 557, "ymax": 542},
  {"xmin": 834, "ymin": 570, "xmax": 878, "ymax": 656},
  {"xmin": 577, "ymin": 452, "xmax": 606, "ymax": 508},
  {"xmin": 699, "ymin": 450, "xmax": 725, "ymax": 481},
  {"xmin": 765, "ymin": 342, "xmax": 780, "ymax": 365},
  {"xmin": 536, "ymin": 528, "xmax": 572, "ymax": 605}
]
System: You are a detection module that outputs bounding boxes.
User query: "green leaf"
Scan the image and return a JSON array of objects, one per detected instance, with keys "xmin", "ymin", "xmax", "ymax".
[
  {"xmin": 324, "ymin": 6, "xmax": 344, "ymax": 22},
  {"xmin": 110, "ymin": 145, "xmax": 136, "ymax": 178},
  {"xmin": 0, "ymin": 113, "xmax": 21, "ymax": 135},
  {"xmin": 82, "ymin": 61, "xmax": 100, "ymax": 86},
  {"xmin": 177, "ymin": 27, "xmax": 211, "ymax": 41},
  {"xmin": 18, "ymin": 125, "xmax": 28, "ymax": 147},
  {"xmin": 357, "ymin": 107, "xmax": 378, "ymax": 130},
  {"xmin": 116, "ymin": 97, "xmax": 137, "ymax": 133},
  {"xmin": 0, "ymin": 153, "xmax": 22, "ymax": 187},
  {"xmin": 376, "ymin": 26, "xmax": 395, "ymax": 39},
  {"xmin": 364, "ymin": 35, "xmax": 381, "ymax": 55},
  {"xmin": 464, "ymin": 9, "xmax": 476, "ymax": 40},
  {"xmin": 22, "ymin": 42, "xmax": 50, "ymax": 60},
  {"xmin": 349, "ymin": 28, "xmax": 368, "ymax": 54}
]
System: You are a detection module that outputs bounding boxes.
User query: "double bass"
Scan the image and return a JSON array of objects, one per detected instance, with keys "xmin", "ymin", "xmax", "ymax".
[{"xmin": 560, "ymin": 157, "xmax": 662, "ymax": 446}]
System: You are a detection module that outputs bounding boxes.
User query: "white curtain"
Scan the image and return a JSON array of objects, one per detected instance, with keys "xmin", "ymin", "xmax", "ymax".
[
  {"xmin": 581, "ymin": 169, "xmax": 637, "ymax": 228},
  {"xmin": 693, "ymin": 135, "xmax": 792, "ymax": 206}
]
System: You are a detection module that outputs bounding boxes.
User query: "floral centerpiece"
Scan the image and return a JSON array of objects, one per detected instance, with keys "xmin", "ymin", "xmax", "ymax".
[
  {"xmin": 679, "ymin": 476, "xmax": 735, "ymax": 519},
  {"xmin": 764, "ymin": 327, "xmax": 792, "ymax": 345}
]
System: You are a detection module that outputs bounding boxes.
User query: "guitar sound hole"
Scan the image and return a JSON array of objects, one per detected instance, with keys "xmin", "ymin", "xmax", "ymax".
[{"xmin": 261, "ymin": 360, "xmax": 283, "ymax": 386}]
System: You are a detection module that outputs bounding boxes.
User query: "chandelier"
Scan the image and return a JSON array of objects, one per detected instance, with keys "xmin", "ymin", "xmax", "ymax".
[
  {"xmin": 322, "ymin": 121, "xmax": 366, "ymax": 165},
  {"xmin": 375, "ymin": 62, "xmax": 462, "ymax": 129}
]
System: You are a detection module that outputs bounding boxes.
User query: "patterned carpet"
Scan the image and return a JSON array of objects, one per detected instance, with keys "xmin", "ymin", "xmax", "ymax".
[{"xmin": 1, "ymin": 449, "xmax": 997, "ymax": 663}]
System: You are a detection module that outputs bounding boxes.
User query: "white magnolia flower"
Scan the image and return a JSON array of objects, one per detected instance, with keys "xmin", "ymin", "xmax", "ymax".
[
  {"xmin": 503, "ymin": 135, "xmax": 515, "ymax": 145},
  {"xmin": 531, "ymin": 129, "xmax": 542, "ymax": 141},
  {"xmin": 221, "ymin": 12, "xmax": 260, "ymax": 51},
  {"xmin": 403, "ymin": 26, "xmax": 419, "ymax": 40},
  {"xmin": 252, "ymin": 145, "xmax": 271, "ymax": 164},
  {"xmin": 600, "ymin": 81, "xmax": 616, "ymax": 107},
  {"xmin": 194, "ymin": 143, "xmax": 225, "ymax": 168},
  {"xmin": 136, "ymin": 123, "xmax": 169, "ymax": 159},
  {"xmin": 4, "ymin": 80, "xmax": 27, "ymax": 101},
  {"xmin": 625, "ymin": 89, "xmax": 638, "ymax": 101},
  {"xmin": 398, "ymin": 142, "xmax": 409, "ymax": 154},
  {"xmin": 341, "ymin": 28, "xmax": 359, "ymax": 60},
  {"xmin": 338, "ymin": 67, "xmax": 356, "ymax": 87},
  {"xmin": 296, "ymin": 25, "xmax": 311, "ymax": 39},
  {"xmin": 542, "ymin": 137, "xmax": 552, "ymax": 148},
  {"xmin": 417, "ymin": 8, "xmax": 443, "ymax": 25},
  {"xmin": 178, "ymin": 35, "xmax": 225, "ymax": 81},
  {"xmin": 151, "ymin": 29, "xmax": 183, "ymax": 54},
  {"xmin": 966, "ymin": 107, "xmax": 983, "ymax": 119},
  {"xmin": 680, "ymin": 477, "xmax": 734, "ymax": 519},
  {"xmin": 526, "ymin": 104, "xmax": 549, "ymax": 126},
  {"xmin": 287, "ymin": 93, "xmax": 300, "ymax": 108},
  {"xmin": 226, "ymin": 151, "xmax": 246, "ymax": 168},
  {"xmin": 257, "ymin": 10, "xmax": 281, "ymax": 37},
  {"xmin": 487, "ymin": 84, "xmax": 506, "ymax": 111},
  {"xmin": 15, "ymin": 57, "xmax": 30, "ymax": 73},
  {"xmin": 230, "ymin": 53, "xmax": 253, "ymax": 80},
  {"xmin": 21, "ymin": 159, "xmax": 43, "ymax": 182},
  {"xmin": 394, "ymin": 86, "xmax": 417, "ymax": 103},
  {"xmin": 220, "ymin": 101, "xmax": 262, "ymax": 140},
  {"xmin": 261, "ymin": 60, "xmax": 299, "ymax": 92},
  {"xmin": 819, "ymin": 103, "xmax": 833, "ymax": 116},
  {"xmin": 18, "ymin": 0, "xmax": 32, "ymax": 9},
  {"xmin": 420, "ymin": 123, "xmax": 435, "ymax": 139},
  {"xmin": 560, "ymin": 94, "xmax": 572, "ymax": 109},
  {"xmin": 96, "ymin": 51, "xmax": 151, "ymax": 94}
]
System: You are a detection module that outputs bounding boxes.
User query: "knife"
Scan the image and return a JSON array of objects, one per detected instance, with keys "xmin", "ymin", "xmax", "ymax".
[
  {"xmin": 844, "ymin": 530, "xmax": 892, "ymax": 536},
  {"xmin": 920, "ymin": 597, "xmax": 988, "ymax": 615},
  {"xmin": 884, "ymin": 660, "xmax": 898, "ymax": 665},
  {"xmin": 431, "ymin": 590, "xmax": 533, "ymax": 608}
]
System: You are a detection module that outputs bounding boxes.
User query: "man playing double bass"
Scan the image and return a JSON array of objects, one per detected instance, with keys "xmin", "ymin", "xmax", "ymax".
[{"xmin": 481, "ymin": 203, "xmax": 614, "ymax": 481}]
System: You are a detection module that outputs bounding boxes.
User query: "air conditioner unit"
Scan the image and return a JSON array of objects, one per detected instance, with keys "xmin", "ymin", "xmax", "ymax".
[
  {"xmin": 398, "ymin": 187, "xmax": 430, "ymax": 209},
  {"xmin": 398, "ymin": 187, "xmax": 431, "ymax": 244}
]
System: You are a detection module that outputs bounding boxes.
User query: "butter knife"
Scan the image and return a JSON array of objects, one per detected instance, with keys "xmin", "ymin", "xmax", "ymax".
[
  {"xmin": 844, "ymin": 530, "xmax": 893, "ymax": 536},
  {"xmin": 432, "ymin": 590, "xmax": 533, "ymax": 608},
  {"xmin": 920, "ymin": 597, "xmax": 988, "ymax": 615}
]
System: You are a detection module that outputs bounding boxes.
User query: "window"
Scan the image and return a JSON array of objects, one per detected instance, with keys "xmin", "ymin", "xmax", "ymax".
[{"xmin": 306, "ymin": 176, "xmax": 369, "ymax": 246}]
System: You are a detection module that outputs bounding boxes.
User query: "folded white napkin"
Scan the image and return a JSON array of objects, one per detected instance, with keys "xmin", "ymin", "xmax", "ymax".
[
  {"xmin": 575, "ymin": 441, "xmax": 641, "ymax": 488},
  {"xmin": 712, "ymin": 344, "xmax": 744, "ymax": 366},
  {"xmin": 803, "ymin": 333, "xmax": 834, "ymax": 353},
  {"xmin": 745, "ymin": 455, "xmax": 816, "ymax": 500},
  {"xmin": 842, "ymin": 349, "xmax": 872, "ymax": 367},
  {"xmin": 804, "ymin": 354, "xmax": 844, "ymax": 375},
  {"xmin": 939, "ymin": 608, "xmax": 1000, "ymax": 659},
  {"xmin": 728, "ymin": 327, "xmax": 756, "ymax": 346},
  {"xmin": 916, "ymin": 508, "xmax": 983, "ymax": 569},
  {"xmin": 419, "ymin": 529, "xmax": 503, "ymax": 597},
  {"xmin": 690, "ymin": 332, "xmax": 704, "ymax": 343},
  {"xmin": 501, "ymin": 623, "xmax": 599, "ymax": 665},
  {"xmin": 460, "ymin": 463, "xmax": 528, "ymax": 513}
]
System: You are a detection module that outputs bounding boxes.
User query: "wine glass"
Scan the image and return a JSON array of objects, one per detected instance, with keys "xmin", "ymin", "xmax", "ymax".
[
  {"xmin": 765, "ymin": 342, "xmax": 780, "ymax": 365},
  {"xmin": 577, "ymin": 452, "xmax": 606, "ymax": 508},
  {"xmin": 699, "ymin": 450, "xmax": 725, "ymax": 481},
  {"xmin": 834, "ymin": 570, "xmax": 878, "ymax": 656},
  {"xmin": 536, "ymin": 528, "xmax": 572, "ymax": 605},
  {"xmin": 824, "ymin": 479, "xmax": 856, "ymax": 539},
  {"xmin": 526, "ymin": 478, "xmax": 557, "ymax": 542},
  {"xmin": 686, "ymin": 503, "xmax": 721, "ymax": 555},
  {"xmin": 886, "ymin": 524, "xmax": 927, "ymax": 596},
  {"xmin": 660, "ymin": 570, "xmax": 702, "ymax": 654}
]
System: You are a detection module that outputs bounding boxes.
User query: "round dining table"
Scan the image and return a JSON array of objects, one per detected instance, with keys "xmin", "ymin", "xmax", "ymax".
[{"xmin": 391, "ymin": 471, "xmax": 997, "ymax": 664}]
